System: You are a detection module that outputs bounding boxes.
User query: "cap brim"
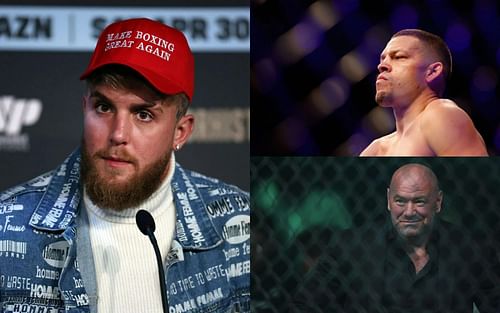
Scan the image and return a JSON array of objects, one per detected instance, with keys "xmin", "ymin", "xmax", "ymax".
[{"xmin": 80, "ymin": 59, "xmax": 188, "ymax": 100}]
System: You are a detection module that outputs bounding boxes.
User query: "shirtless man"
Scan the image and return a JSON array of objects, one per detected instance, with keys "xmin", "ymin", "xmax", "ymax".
[{"xmin": 360, "ymin": 29, "xmax": 488, "ymax": 156}]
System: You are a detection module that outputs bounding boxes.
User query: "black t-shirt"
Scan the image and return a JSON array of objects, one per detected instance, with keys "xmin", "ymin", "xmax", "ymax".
[
  {"xmin": 292, "ymin": 218, "xmax": 500, "ymax": 313},
  {"xmin": 382, "ymin": 230, "xmax": 439, "ymax": 312}
]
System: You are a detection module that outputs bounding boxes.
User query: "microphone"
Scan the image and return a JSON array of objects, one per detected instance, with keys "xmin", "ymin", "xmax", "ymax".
[{"xmin": 136, "ymin": 209, "xmax": 169, "ymax": 313}]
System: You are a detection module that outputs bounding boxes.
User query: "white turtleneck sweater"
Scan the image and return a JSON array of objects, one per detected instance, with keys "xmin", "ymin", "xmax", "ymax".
[{"xmin": 84, "ymin": 155, "xmax": 176, "ymax": 313}]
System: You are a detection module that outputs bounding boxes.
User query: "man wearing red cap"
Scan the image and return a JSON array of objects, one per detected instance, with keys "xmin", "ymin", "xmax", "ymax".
[{"xmin": 0, "ymin": 18, "xmax": 250, "ymax": 313}]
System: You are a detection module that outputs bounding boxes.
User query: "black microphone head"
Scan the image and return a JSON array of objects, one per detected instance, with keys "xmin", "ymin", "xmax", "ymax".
[{"xmin": 136, "ymin": 209, "xmax": 156, "ymax": 236}]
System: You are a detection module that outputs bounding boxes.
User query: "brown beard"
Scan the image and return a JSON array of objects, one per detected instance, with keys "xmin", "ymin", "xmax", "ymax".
[
  {"xmin": 81, "ymin": 141, "xmax": 171, "ymax": 211},
  {"xmin": 375, "ymin": 90, "xmax": 391, "ymax": 105}
]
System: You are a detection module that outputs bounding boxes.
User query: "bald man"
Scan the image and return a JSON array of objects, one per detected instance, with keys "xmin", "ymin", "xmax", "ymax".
[
  {"xmin": 386, "ymin": 164, "xmax": 443, "ymax": 274},
  {"xmin": 293, "ymin": 163, "xmax": 500, "ymax": 312},
  {"xmin": 361, "ymin": 29, "xmax": 488, "ymax": 156}
]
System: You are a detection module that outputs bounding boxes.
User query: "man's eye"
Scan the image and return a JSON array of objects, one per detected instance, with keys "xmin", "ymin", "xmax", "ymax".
[
  {"xmin": 137, "ymin": 110, "xmax": 153, "ymax": 122},
  {"xmin": 95, "ymin": 103, "xmax": 111, "ymax": 113},
  {"xmin": 395, "ymin": 199, "xmax": 405, "ymax": 205},
  {"xmin": 395, "ymin": 55, "xmax": 406, "ymax": 59}
]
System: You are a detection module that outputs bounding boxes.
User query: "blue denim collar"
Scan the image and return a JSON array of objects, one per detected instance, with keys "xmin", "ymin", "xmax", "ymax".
[{"xmin": 29, "ymin": 147, "xmax": 223, "ymax": 249}]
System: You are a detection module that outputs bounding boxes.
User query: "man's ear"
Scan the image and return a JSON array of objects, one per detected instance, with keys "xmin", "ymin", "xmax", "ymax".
[
  {"xmin": 425, "ymin": 62, "xmax": 443, "ymax": 83},
  {"xmin": 173, "ymin": 114, "xmax": 194, "ymax": 150},
  {"xmin": 435, "ymin": 190, "xmax": 443, "ymax": 214},
  {"xmin": 82, "ymin": 95, "xmax": 89, "ymax": 114},
  {"xmin": 387, "ymin": 188, "xmax": 391, "ymax": 211}
]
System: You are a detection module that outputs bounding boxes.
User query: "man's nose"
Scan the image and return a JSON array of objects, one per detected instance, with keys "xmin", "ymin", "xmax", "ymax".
[
  {"xmin": 403, "ymin": 202, "xmax": 417, "ymax": 217},
  {"xmin": 109, "ymin": 113, "xmax": 130, "ymax": 145},
  {"xmin": 377, "ymin": 59, "xmax": 391, "ymax": 73}
]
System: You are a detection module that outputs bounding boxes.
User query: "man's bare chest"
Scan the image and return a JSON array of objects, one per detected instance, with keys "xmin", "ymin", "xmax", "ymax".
[{"xmin": 380, "ymin": 131, "xmax": 435, "ymax": 156}]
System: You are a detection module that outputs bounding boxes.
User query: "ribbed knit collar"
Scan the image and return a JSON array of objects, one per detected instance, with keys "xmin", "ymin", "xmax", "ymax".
[{"xmin": 84, "ymin": 153, "xmax": 176, "ymax": 224}]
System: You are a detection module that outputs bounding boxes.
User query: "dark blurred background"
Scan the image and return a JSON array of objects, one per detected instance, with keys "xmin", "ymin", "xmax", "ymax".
[{"xmin": 251, "ymin": 0, "xmax": 500, "ymax": 155}]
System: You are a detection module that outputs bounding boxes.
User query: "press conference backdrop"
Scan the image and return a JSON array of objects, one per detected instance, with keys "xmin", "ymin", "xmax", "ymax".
[
  {"xmin": 0, "ymin": 1, "xmax": 249, "ymax": 191},
  {"xmin": 252, "ymin": 157, "xmax": 500, "ymax": 312}
]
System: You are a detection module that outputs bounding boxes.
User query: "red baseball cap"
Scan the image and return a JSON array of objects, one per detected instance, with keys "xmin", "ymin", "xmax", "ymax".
[{"xmin": 80, "ymin": 18, "xmax": 194, "ymax": 101}]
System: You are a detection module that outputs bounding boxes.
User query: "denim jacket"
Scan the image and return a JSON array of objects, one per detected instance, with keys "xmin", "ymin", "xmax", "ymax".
[{"xmin": 0, "ymin": 149, "xmax": 250, "ymax": 313}]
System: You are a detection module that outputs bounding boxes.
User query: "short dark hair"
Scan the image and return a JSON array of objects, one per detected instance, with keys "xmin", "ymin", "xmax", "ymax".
[
  {"xmin": 392, "ymin": 29, "xmax": 452, "ymax": 81},
  {"xmin": 85, "ymin": 64, "xmax": 189, "ymax": 120}
]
